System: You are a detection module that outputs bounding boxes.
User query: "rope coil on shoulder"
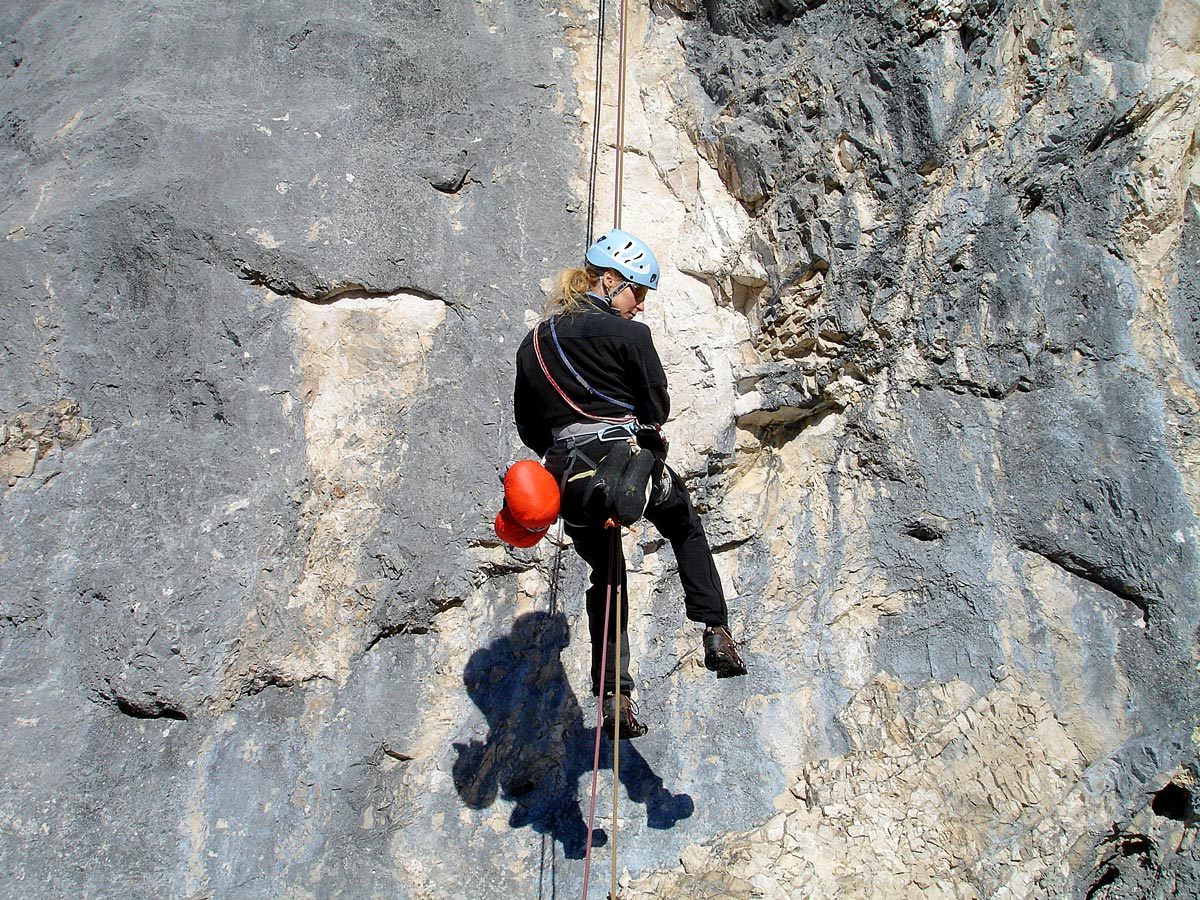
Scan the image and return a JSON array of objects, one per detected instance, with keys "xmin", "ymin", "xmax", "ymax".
[
  {"xmin": 534, "ymin": 321, "xmax": 635, "ymax": 426},
  {"xmin": 549, "ymin": 317, "xmax": 637, "ymax": 413}
]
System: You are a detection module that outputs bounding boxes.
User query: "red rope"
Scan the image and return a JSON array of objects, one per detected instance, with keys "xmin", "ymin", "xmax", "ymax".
[{"xmin": 534, "ymin": 322, "xmax": 633, "ymax": 425}]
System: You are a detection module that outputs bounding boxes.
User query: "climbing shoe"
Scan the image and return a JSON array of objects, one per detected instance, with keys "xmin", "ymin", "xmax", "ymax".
[
  {"xmin": 703, "ymin": 626, "xmax": 747, "ymax": 678},
  {"xmin": 602, "ymin": 693, "xmax": 648, "ymax": 739}
]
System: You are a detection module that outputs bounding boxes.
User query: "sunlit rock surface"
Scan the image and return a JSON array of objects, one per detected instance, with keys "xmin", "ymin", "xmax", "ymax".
[{"xmin": 0, "ymin": 1, "xmax": 1197, "ymax": 898}]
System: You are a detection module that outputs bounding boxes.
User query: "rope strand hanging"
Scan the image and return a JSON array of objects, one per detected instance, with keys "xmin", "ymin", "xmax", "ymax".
[
  {"xmin": 613, "ymin": 0, "xmax": 629, "ymax": 231},
  {"xmin": 581, "ymin": 528, "xmax": 618, "ymax": 900},
  {"xmin": 581, "ymin": 3, "xmax": 635, "ymax": 898},
  {"xmin": 585, "ymin": 0, "xmax": 607, "ymax": 246},
  {"xmin": 610, "ymin": 537, "xmax": 623, "ymax": 898},
  {"xmin": 585, "ymin": 0, "xmax": 633, "ymax": 243}
]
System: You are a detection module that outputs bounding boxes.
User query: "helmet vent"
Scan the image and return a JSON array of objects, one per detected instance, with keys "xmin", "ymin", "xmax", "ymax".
[{"xmin": 585, "ymin": 228, "xmax": 660, "ymax": 290}]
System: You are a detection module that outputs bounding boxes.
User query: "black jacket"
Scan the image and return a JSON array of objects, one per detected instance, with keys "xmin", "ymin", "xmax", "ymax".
[{"xmin": 514, "ymin": 301, "xmax": 670, "ymax": 456}]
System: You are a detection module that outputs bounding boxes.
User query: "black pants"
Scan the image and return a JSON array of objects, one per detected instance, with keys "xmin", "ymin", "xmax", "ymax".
[{"xmin": 547, "ymin": 438, "xmax": 728, "ymax": 696}]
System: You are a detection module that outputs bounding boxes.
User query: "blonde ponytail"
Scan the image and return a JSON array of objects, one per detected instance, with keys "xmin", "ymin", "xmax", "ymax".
[{"xmin": 545, "ymin": 264, "xmax": 605, "ymax": 316}]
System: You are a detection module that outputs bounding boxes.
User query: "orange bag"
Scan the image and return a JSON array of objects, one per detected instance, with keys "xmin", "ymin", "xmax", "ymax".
[
  {"xmin": 493, "ymin": 460, "xmax": 560, "ymax": 548},
  {"xmin": 503, "ymin": 460, "xmax": 560, "ymax": 530},
  {"xmin": 494, "ymin": 506, "xmax": 547, "ymax": 548}
]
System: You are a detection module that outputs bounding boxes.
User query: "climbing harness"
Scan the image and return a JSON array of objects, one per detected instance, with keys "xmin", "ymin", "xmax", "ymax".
[{"xmin": 550, "ymin": 428, "xmax": 653, "ymax": 538}]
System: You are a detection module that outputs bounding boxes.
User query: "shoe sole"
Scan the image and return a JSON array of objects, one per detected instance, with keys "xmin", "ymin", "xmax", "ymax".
[
  {"xmin": 602, "ymin": 720, "xmax": 648, "ymax": 739},
  {"xmin": 705, "ymin": 651, "xmax": 747, "ymax": 678}
]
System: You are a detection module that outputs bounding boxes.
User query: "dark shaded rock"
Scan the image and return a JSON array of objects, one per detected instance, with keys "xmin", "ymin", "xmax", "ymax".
[
  {"xmin": 1171, "ymin": 184, "xmax": 1200, "ymax": 372},
  {"xmin": 704, "ymin": 0, "xmax": 826, "ymax": 35},
  {"xmin": 683, "ymin": 2, "xmax": 1199, "ymax": 892}
]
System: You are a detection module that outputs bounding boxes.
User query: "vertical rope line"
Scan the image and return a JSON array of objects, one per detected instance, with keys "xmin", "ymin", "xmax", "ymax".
[
  {"xmin": 547, "ymin": 521, "xmax": 565, "ymax": 617},
  {"xmin": 586, "ymin": 0, "xmax": 608, "ymax": 245},
  {"xmin": 538, "ymin": 833, "xmax": 548, "ymax": 900},
  {"xmin": 583, "ymin": 6, "xmax": 636, "ymax": 895},
  {"xmin": 606, "ymin": 7, "xmax": 632, "ymax": 892},
  {"xmin": 611, "ymin": 531, "xmax": 622, "ymax": 900},
  {"xmin": 581, "ymin": 528, "xmax": 619, "ymax": 900},
  {"xmin": 613, "ymin": 0, "xmax": 629, "ymax": 230}
]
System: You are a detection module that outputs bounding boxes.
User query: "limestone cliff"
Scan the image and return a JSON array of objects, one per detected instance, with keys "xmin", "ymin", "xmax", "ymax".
[{"xmin": 0, "ymin": 1, "xmax": 1197, "ymax": 898}]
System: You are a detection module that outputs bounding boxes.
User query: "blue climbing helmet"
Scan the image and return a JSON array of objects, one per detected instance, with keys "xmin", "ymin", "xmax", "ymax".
[{"xmin": 586, "ymin": 229, "xmax": 660, "ymax": 290}]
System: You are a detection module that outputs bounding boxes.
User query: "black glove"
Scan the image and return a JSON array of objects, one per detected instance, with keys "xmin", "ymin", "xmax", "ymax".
[{"xmin": 635, "ymin": 424, "xmax": 668, "ymax": 460}]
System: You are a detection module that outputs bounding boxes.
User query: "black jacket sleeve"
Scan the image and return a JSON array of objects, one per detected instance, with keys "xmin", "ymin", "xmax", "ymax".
[
  {"xmin": 514, "ymin": 359, "xmax": 553, "ymax": 456},
  {"xmin": 626, "ymin": 323, "xmax": 670, "ymax": 427}
]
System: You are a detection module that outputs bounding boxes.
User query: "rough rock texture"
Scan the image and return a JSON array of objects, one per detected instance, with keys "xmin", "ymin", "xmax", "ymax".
[{"xmin": 0, "ymin": 0, "xmax": 1197, "ymax": 898}]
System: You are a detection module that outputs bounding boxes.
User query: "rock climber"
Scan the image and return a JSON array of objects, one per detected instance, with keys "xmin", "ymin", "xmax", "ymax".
[{"xmin": 513, "ymin": 228, "xmax": 747, "ymax": 739}]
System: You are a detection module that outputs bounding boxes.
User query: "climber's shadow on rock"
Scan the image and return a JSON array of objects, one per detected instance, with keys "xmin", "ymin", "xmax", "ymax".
[{"xmin": 452, "ymin": 611, "xmax": 693, "ymax": 859}]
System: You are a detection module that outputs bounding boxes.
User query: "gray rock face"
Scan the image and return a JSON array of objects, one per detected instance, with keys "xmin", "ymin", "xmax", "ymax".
[
  {"xmin": 1, "ymin": 0, "xmax": 1197, "ymax": 898},
  {"xmin": 1, "ymin": 0, "xmax": 583, "ymax": 895}
]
